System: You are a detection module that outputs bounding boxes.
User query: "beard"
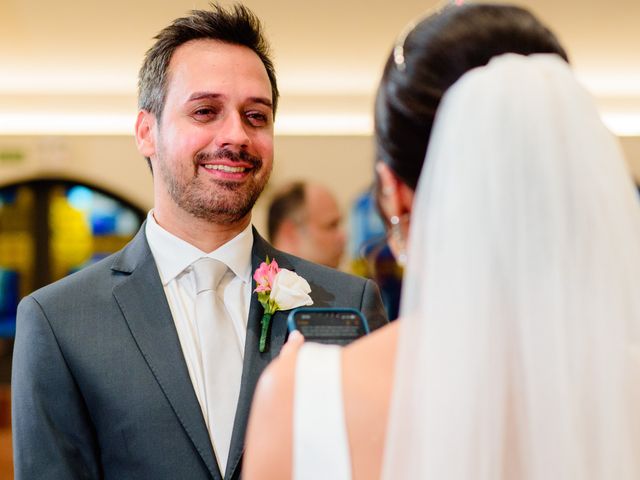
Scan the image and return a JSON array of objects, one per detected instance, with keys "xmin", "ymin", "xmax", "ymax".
[{"xmin": 157, "ymin": 146, "xmax": 271, "ymax": 225}]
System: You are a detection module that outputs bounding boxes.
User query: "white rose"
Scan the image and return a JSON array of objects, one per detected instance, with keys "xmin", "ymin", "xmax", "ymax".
[{"xmin": 269, "ymin": 269, "xmax": 313, "ymax": 310}]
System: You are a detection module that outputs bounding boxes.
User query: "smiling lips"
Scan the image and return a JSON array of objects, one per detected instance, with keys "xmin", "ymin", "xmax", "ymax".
[
  {"xmin": 196, "ymin": 148, "xmax": 262, "ymax": 180},
  {"xmin": 200, "ymin": 161, "xmax": 255, "ymax": 180},
  {"xmin": 204, "ymin": 164, "xmax": 248, "ymax": 173}
]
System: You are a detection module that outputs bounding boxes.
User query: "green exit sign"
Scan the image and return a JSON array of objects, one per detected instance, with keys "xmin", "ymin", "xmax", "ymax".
[{"xmin": 0, "ymin": 150, "xmax": 25, "ymax": 164}]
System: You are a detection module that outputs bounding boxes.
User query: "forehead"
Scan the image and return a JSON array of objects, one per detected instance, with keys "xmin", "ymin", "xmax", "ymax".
[
  {"xmin": 306, "ymin": 186, "xmax": 340, "ymax": 217},
  {"xmin": 165, "ymin": 38, "xmax": 272, "ymax": 104}
]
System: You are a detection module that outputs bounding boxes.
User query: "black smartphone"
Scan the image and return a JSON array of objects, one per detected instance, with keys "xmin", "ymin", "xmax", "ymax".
[{"xmin": 287, "ymin": 307, "xmax": 370, "ymax": 346}]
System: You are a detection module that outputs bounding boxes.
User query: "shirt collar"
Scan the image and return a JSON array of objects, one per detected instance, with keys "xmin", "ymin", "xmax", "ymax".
[{"xmin": 145, "ymin": 211, "xmax": 254, "ymax": 286}]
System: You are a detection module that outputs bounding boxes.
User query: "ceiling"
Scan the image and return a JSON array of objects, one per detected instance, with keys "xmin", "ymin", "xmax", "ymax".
[{"xmin": 1, "ymin": 0, "xmax": 639, "ymax": 135}]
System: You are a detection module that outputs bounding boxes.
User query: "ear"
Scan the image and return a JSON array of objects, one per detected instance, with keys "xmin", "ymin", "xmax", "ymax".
[
  {"xmin": 376, "ymin": 162, "xmax": 415, "ymax": 220},
  {"xmin": 135, "ymin": 110, "xmax": 157, "ymax": 158}
]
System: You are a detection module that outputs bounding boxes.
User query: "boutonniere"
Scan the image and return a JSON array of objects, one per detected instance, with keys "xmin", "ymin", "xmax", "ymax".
[{"xmin": 253, "ymin": 257, "xmax": 313, "ymax": 352}]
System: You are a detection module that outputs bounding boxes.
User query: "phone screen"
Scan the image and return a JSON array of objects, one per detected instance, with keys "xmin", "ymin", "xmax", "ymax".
[{"xmin": 287, "ymin": 308, "xmax": 369, "ymax": 346}]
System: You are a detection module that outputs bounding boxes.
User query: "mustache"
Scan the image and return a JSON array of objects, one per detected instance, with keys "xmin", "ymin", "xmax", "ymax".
[{"xmin": 195, "ymin": 149, "xmax": 262, "ymax": 168}]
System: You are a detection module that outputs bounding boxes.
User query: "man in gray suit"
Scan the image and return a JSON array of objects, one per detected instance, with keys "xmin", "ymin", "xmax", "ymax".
[{"xmin": 11, "ymin": 5, "xmax": 386, "ymax": 480}]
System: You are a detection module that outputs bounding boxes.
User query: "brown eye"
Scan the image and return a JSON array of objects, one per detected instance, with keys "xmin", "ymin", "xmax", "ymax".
[
  {"xmin": 246, "ymin": 111, "xmax": 270, "ymax": 127},
  {"xmin": 192, "ymin": 107, "xmax": 219, "ymax": 122}
]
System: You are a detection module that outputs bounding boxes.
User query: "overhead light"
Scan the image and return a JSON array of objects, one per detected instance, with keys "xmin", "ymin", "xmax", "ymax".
[
  {"xmin": 0, "ymin": 112, "xmax": 374, "ymax": 136},
  {"xmin": 601, "ymin": 113, "xmax": 640, "ymax": 137},
  {"xmin": 0, "ymin": 112, "xmax": 135, "ymax": 135},
  {"xmin": 0, "ymin": 110, "xmax": 636, "ymax": 137}
]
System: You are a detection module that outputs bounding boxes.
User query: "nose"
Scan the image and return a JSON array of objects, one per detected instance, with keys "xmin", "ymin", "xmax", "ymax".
[{"xmin": 215, "ymin": 111, "xmax": 250, "ymax": 149}]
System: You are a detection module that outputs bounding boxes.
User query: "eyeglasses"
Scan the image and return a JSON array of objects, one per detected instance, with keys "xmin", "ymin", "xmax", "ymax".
[{"xmin": 393, "ymin": 0, "xmax": 466, "ymax": 72}]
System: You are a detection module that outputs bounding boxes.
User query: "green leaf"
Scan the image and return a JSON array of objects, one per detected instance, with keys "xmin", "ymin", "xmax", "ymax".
[{"xmin": 259, "ymin": 312, "xmax": 272, "ymax": 352}]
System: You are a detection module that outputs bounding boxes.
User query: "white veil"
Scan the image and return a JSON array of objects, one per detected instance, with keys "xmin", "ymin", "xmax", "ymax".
[{"xmin": 381, "ymin": 54, "xmax": 640, "ymax": 479}]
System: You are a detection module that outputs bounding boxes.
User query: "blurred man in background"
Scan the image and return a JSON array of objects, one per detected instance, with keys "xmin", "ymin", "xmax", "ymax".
[{"xmin": 267, "ymin": 181, "xmax": 346, "ymax": 269}]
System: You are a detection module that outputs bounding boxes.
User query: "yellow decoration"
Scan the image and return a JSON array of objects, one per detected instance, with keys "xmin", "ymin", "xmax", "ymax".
[{"xmin": 49, "ymin": 188, "xmax": 93, "ymax": 280}]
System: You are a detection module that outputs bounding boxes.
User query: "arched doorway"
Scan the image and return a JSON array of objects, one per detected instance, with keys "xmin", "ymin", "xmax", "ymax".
[{"xmin": 0, "ymin": 179, "xmax": 145, "ymax": 380}]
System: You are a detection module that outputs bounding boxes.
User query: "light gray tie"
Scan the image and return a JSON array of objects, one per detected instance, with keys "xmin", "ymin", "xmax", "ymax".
[{"xmin": 192, "ymin": 257, "xmax": 243, "ymax": 476}]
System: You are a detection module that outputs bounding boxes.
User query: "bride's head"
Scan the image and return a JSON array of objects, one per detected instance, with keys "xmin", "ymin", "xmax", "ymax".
[{"xmin": 373, "ymin": 3, "xmax": 568, "ymax": 262}]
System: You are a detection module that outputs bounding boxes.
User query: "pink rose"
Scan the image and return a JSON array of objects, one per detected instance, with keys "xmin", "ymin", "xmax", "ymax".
[
  {"xmin": 253, "ymin": 256, "xmax": 312, "ymax": 353},
  {"xmin": 253, "ymin": 259, "xmax": 280, "ymax": 293}
]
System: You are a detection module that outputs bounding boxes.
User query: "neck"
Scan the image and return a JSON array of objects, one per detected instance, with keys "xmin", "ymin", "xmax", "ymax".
[{"xmin": 153, "ymin": 204, "xmax": 251, "ymax": 253}]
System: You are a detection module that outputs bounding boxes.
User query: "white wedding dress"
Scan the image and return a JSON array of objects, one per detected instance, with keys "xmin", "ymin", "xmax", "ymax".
[{"xmin": 292, "ymin": 342, "xmax": 351, "ymax": 480}]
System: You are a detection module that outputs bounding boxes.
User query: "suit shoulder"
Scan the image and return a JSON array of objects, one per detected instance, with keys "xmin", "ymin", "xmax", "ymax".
[
  {"xmin": 253, "ymin": 231, "xmax": 366, "ymax": 285},
  {"xmin": 28, "ymin": 250, "xmax": 122, "ymax": 304},
  {"xmin": 282, "ymin": 253, "xmax": 368, "ymax": 287},
  {"xmin": 29, "ymin": 224, "xmax": 149, "ymax": 304}
]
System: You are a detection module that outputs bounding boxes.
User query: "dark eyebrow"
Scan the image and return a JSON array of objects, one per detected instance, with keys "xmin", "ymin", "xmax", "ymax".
[
  {"xmin": 186, "ymin": 92, "xmax": 272, "ymax": 111},
  {"xmin": 248, "ymin": 97, "xmax": 273, "ymax": 110},
  {"xmin": 187, "ymin": 92, "xmax": 222, "ymax": 102}
]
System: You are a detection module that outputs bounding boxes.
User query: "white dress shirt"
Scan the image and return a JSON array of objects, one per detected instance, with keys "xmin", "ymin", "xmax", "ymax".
[{"xmin": 144, "ymin": 211, "xmax": 253, "ymax": 436}]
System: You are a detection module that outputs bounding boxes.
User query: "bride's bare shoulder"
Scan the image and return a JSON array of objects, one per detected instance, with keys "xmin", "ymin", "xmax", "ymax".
[
  {"xmin": 344, "ymin": 321, "xmax": 399, "ymax": 370},
  {"xmin": 342, "ymin": 321, "xmax": 399, "ymax": 406},
  {"xmin": 342, "ymin": 321, "xmax": 399, "ymax": 478}
]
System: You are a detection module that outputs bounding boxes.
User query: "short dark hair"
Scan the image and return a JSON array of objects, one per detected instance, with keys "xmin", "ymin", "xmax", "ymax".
[
  {"xmin": 267, "ymin": 182, "xmax": 306, "ymax": 242},
  {"xmin": 375, "ymin": 4, "xmax": 568, "ymax": 190},
  {"xmin": 138, "ymin": 3, "xmax": 279, "ymax": 120}
]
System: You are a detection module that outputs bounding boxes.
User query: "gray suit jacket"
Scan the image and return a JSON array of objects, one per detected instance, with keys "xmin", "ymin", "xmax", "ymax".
[{"xmin": 11, "ymin": 226, "xmax": 387, "ymax": 480}]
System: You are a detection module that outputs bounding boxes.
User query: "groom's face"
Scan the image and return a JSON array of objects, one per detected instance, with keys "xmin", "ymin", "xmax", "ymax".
[{"xmin": 147, "ymin": 39, "xmax": 274, "ymax": 225}]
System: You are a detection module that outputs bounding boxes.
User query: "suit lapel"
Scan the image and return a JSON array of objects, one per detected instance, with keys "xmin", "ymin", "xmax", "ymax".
[
  {"xmin": 225, "ymin": 229, "xmax": 293, "ymax": 479},
  {"xmin": 110, "ymin": 227, "xmax": 221, "ymax": 480}
]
